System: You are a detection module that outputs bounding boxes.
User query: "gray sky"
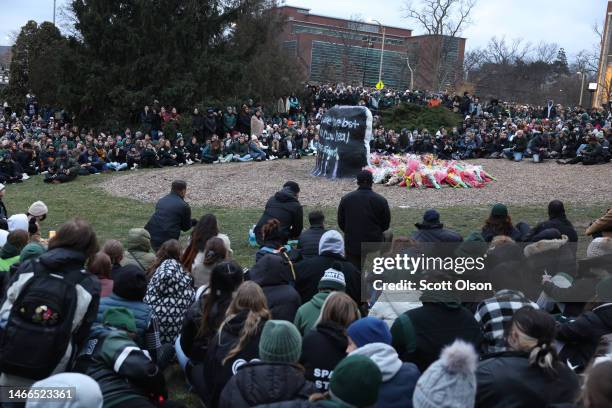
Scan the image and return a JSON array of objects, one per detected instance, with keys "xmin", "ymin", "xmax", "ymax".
[{"xmin": 1, "ymin": 0, "xmax": 608, "ymax": 59}]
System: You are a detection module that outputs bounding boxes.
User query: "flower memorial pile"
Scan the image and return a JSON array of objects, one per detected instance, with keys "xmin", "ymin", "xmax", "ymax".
[{"xmin": 365, "ymin": 153, "xmax": 496, "ymax": 189}]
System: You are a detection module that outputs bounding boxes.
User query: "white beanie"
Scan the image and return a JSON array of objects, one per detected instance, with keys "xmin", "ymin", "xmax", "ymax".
[
  {"xmin": 26, "ymin": 373, "xmax": 103, "ymax": 408},
  {"xmin": 28, "ymin": 201, "xmax": 48, "ymax": 217},
  {"xmin": 587, "ymin": 237, "xmax": 612, "ymax": 258},
  {"xmin": 8, "ymin": 214, "xmax": 29, "ymax": 232}
]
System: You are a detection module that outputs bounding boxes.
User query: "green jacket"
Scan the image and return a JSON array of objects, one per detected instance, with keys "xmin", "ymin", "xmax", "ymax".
[
  {"xmin": 0, "ymin": 255, "xmax": 20, "ymax": 273},
  {"xmin": 294, "ymin": 291, "xmax": 331, "ymax": 335},
  {"xmin": 121, "ymin": 228, "xmax": 156, "ymax": 272}
]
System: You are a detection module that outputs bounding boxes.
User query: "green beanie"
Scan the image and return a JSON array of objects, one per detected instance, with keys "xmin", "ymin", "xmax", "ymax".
[
  {"xmin": 103, "ymin": 307, "xmax": 137, "ymax": 333},
  {"xmin": 19, "ymin": 243, "xmax": 46, "ymax": 263},
  {"xmin": 330, "ymin": 355, "xmax": 382, "ymax": 407},
  {"xmin": 596, "ymin": 276, "xmax": 612, "ymax": 302},
  {"xmin": 454, "ymin": 232, "xmax": 487, "ymax": 258},
  {"xmin": 258, "ymin": 320, "xmax": 302, "ymax": 363},
  {"xmin": 491, "ymin": 203, "xmax": 508, "ymax": 218}
]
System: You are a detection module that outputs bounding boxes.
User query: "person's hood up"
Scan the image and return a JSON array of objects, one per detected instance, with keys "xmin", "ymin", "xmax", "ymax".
[
  {"xmin": 39, "ymin": 248, "xmax": 87, "ymax": 270},
  {"xmin": 127, "ymin": 228, "xmax": 152, "ymax": 252},
  {"xmin": 249, "ymin": 254, "xmax": 292, "ymax": 286},
  {"xmin": 319, "ymin": 230, "xmax": 345, "ymax": 257},
  {"xmin": 350, "ymin": 342, "xmax": 402, "ymax": 381},
  {"xmin": 26, "ymin": 372, "xmax": 103, "ymax": 408},
  {"xmin": 274, "ymin": 187, "xmax": 298, "ymax": 203},
  {"xmin": 8, "ymin": 213, "xmax": 28, "ymax": 232},
  {"xmin": 316, "ymin": 320, "xmax": 348, "ymax": 351}
]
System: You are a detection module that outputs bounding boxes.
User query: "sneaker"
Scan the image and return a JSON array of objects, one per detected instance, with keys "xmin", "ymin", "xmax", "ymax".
[
  {"xmin": 179, "ymin": 163, "xmax": 184, "ymax": 167},
  {"xmin": 22, "ymin": 173, "xmax": 29, "ymax": 180}
]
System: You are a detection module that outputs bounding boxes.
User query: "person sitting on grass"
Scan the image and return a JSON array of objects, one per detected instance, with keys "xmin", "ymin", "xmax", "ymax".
[
  {"xmin": 0, "ymin": 229, "xmax": 29, "ymax": 273},
  {"xmin": 481, "ymin": 203, "xmax": 529, "ymax": 243},
  {"xmin": 230, "ymin": 134, "xmax": 253, "ymax": 162},
  {"xmin": 44, "ymin": 149, "xmax": 79, "ymax": 184},
  {"xmin": 297, "ymin": 210, "xmax": 327, "ymax": 259}
]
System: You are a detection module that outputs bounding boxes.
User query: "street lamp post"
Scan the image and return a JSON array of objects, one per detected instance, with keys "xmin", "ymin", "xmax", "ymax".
[
  {"xmin": 577, "ymin": 71, "xmax": 586, "ymax": 106},
  {"xmin": 371, "ymin": 19, "xmax": 385, "ymax": 85},
  {"xmin": 53, "ymin": 0, "xmax": 56, "ymax": 26},
  {"xmin": 405, "ymin": 56, "xmax": 414, "ymax": 90}
]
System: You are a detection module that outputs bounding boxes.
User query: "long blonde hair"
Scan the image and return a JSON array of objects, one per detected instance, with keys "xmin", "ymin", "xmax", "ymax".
[{"xmin": 220, "ymin": 281, "xmax": 271, "ymax": 365}]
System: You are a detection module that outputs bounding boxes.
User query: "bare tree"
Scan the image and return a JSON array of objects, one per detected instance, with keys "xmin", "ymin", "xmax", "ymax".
[
  {"xmin": 533, "ymin": 41, "xmax": 558, "ymax": 64},
  {"xmin": 482, "ymin": 36, "xmax": 532, "ymax": 65}
]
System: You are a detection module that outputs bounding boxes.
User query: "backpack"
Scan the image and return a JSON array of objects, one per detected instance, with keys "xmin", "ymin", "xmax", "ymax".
[{"xmin": 0, "ymin": 260, "xmax": 86, "ymax": 380}]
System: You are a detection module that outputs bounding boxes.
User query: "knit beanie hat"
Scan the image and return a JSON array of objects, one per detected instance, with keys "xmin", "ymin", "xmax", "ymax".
[
  {"xmin": 587, "ymin": 237, "xmax": 612, "ymax": 258},
  {"xmin": 112, "ymin": 264, "xmax": 147, "ymax": 301},
  {"xmin": 413, "ymin": 340, "xmax": 477, "ymax": 408},
  {"xmin": 103, "ymin": 307, "xmax": 137, "ymax": 333},
  {"xmin": 348, "ymin": 317, "xmax": 392, "ymax": 347},
  {"xmin": 259, "ymin": 320, "xmax": 302, "ymax": 363},
  {"xmin": 329, "ymin": 355, "xmax": 382, "ymax": 407},
  {"xmin": 28, "ymin": 201, "xmax": 48, "ymax": 217},
  {"xmin": 19, "ymin": 242, "xmax": 46, "ymax": 263},
  {"xmin": 318, "ymin": 266, "xmax": 346, "ymax": 292},
  {"xmin": 586, "ymin": 208, "xmax": 612, "ymax": 236},
  {"xmin": 454, "ymin": 231, "xmax": 487, "ymax": 258},
  {"xmin": 27, "ymin": 373, "xmax": 103, "ymax": 408},
  {"xmin": 491, "ymin": 203, "xmax": 508, "ymax": 218}
]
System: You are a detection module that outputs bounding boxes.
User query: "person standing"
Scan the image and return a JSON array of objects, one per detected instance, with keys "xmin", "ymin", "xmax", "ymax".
[
  {"xmin": 144, "ymin": 180, "xmax": 195, "ymax": 251},
  {"xmin": 338, "ymin": 170, "xmax": 390, "ymax": 271}
]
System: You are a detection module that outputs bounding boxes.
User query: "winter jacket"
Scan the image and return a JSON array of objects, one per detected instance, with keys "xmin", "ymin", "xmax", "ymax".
[
  {"xmin": 180, "ymin": 291, "xmax": 232, "ymax": 364},
  {"xmin": 476, "ymin": 351, "xmax": 579, "ymax": 408},
  {"xmin": 219, "ymin": 361, "xmax": 315, "ymax": 408},
  {"xmin": 75, "ymin": 324, "xmax": 167, "ymax": 407},
  {"xmin": 294, "ymin": 291, "xmax": 330, "ymax": 335},
  {"xmin": 193, "ymin": 310, "xmax": 265, "ymax": 408},
  {"xmin": 254, "ymin": 188, "xmax": 303, "ymax": 244},
  {"xmin": 300, "ymin": 321, "xmax": 348, "ymax": 392},
  {"xmin": 249, "ymin": 255, "xmax": 301, "ymax": 321},
  {"xmin": 411, "ymin": 223, "xmax": 463, "ymax": 243},
  {"xmin": 351, "ymin": 343, "xmax": 420, "ymax": 408},
  {"xmin": 144, "ymin": 192, "xmax": 192, "ymax": 250},
  {"xmin": 250, "ymin": 115, "xmax": 265, "ymax": 137},
  {"xmin": 525, "ymin": 216, "xmax": 578, "ymax": 243},
  {"xmin": 338, "ymin": 186, "xmax": 390, "ymax": 257},
  {"xmin": 369, "ymin": 291, "xmax": 422, "ymax": 327},
  {"xmin": 295, "ymin": 252, "xmax": 361, "ymax": 306},
  {"xmin": 297, "ymin": 225, "xmax": 327, "ymax": 259},
  {"xmin": 557, "ymin": 303, "xmax": 612, "ymax": 372},
  {"xmin": 121, "ymin": 228, "xmax": 157, "ymax": 272},
  {"xmin": 391, "ymin": 301, "xmax": 483, "ymax": 372},
  {"xmin": 144, "ymin": 259, "xmax": 194, "ymax": 344},
  {"xmin": 0, "ymin": 248, "xmax": 100, "ymax": 387}
]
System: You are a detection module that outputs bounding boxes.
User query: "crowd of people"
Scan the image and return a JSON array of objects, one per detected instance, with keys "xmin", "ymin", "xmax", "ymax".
[
  {"xmin": 0, "ymin": 174, "xmax": 610, "ymax": 407},
  {"xmin": 1, "ymin": 85, "xmax": 610, "ymax": 185}
]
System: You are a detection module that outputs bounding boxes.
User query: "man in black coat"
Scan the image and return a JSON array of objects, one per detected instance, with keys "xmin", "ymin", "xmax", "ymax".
[
  {"xmin": 144, "ymin": 180, "xmax": 195, "ymax": 250},
  {"xmin": 411, "ymin": 209, "xmax": 463, "ymax": 243},
  {"xmin": 524, "ymin": 200, "xmax": 578, "ymax": 243},
  {"xmin": 338, "ymin": 171, "xmax": 390, "ymax": 271},
  {"xmin": 297, "ymin": 210, "xmax": 327, "ymax": 259},
  {"xmin": 254, "ymin": 181, "xmax": 303, "ymax": 246}
]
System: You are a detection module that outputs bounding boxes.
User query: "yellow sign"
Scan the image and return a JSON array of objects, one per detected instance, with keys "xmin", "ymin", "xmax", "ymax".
[{"xmin": 375, "ymin": 80, "xmax": 384, "ymax": 90}]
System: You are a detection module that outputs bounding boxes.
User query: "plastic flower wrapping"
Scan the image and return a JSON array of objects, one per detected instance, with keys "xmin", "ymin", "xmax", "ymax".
[{"xmin": 365, "ymin": 153, "xmax": 496, "ymax": 189}]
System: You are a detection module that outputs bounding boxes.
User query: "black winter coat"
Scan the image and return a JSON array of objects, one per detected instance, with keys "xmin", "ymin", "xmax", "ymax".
[
  {"xmin": 476, "ymin": 351, "xmax": 579, "ymax": 408},
  {"xmin": 338, "ymin": 186, "xmax": 390, "ymax": 257},
  {"xmin": 254, "ymin": 188, "xmax": 303, "ymax": 245},
  {"xmin": 192, "ymin": 310, "xmax": 265, "ymax": 408},
  {"xmin": 144, "ymin": 192, "xmax": 192, "ymax": 250},
  {"xmin": 557, "ymin": 303, "xmax": 612, "ymax": 372},
  {"xmin": 525, "ymin": 216, "xmax": 578, "ymax": 243},
  {"xmin": 295, "ymin": 252, "xmax": 362, "ymax": 305},
  {"xmin": 249, "ymin": 254, "xmax": 301, "ymax": 321},
  {"xmin": 411, "ymin": 223, "xmax": 463, "ymax": 243},
  {"xmin": 391, "ymin": 302, "xmax": 483, "ymax": 372},
  {"xmin": 297, "ymin": 225, "xmax": 327, "ymax": 259},
  {"xmin": 219, "ymin": 361, "xmax": 315, "ymax": 408},
  {"xmin": 300, "ymin": 321, "xmax": 348, "ymax": 392}
]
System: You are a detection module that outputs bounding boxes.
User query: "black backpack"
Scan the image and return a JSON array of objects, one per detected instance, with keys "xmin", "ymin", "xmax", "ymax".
[{"xmin": 0, "ymin": 260, "xmax": 86, "ymax": 380}]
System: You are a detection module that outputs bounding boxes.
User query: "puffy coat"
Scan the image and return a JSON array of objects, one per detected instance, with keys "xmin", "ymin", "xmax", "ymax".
[
  {"xmin": 219, "ymin": 361, "xmax": 315, "ymax": 408},
  {"xmin": 300, "ymin": 321, "xmax": 348, "ymax": 393},
  {"xmin": 557, "ymin": 303, "xmax": 612, "ymax": 372},
  {"xmin": 96, "ymin": 294, "xmax": 152, "ymax": 348},
  {"xmin": 254, "ymin": 188, "xmax": 303, "ymax": 244},
  {"xmin": 525, "ymin": 216, "xmax": 578, "ymax": 243},
  {"xmin": 144, "ymin": 192, "xmax": 193, "ymax": 250},
  {"xmin": 476, "ymin": 351, "xmax": 579, "ymax": 408},
  {"xmin": 193, "ymin": 310, "xmax": 265, "ymax": 408},
  {"xmin": 249, "ymin": 255, "xmax": 301, "ymax": 321},
  {"xmin": 338, "ymin": 186, "xmax": 390, "ymax": 257},
  {"xmin": 297, "ymin": 225, "xmax": 327, "ymax": 259},
  {"xmin": 391, "ymin": 301, "xmax": 483, "ymax": 372},
  {"xmin": 351, "ymin": 343, "xmax": 420, "ymax": 408},
  {"xmin": 121, "ymin": 229, "xmax": 155, "ymax": 269}
]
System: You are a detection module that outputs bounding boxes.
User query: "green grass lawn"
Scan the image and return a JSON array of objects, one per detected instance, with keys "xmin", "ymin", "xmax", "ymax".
[{"xmin": 5, "ymin": 173, "xmax": 608, "ymax": 406}]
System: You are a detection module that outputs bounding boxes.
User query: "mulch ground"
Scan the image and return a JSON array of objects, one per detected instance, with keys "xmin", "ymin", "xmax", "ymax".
[{"xmin": 99, "ymin": 157, "xmax": 612, "ymax": 209}]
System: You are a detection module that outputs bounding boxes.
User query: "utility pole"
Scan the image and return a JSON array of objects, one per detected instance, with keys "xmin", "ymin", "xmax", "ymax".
[
  {"xmin": 371, "ymin": 19, "xmax": 385, "ymax": 85},
  {"xmin": 53, "ymin": 0, "xmax": 57, "ymax": 26},
  {"xmin": 577, "ymin": 71, "xmax": 586, "ymax": 106},
  {"xmin": 405, "ymin": 56, "xmax": 414, "ymax": 90}
]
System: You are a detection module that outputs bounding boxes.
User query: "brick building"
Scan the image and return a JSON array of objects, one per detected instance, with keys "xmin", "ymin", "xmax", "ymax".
[{"xmin": 276, "ymin": 5, "xmax": 466, "ymax": 91}]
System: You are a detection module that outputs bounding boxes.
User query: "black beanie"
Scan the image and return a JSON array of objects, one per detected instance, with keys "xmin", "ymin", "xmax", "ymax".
[
  {"xmin": 113, "ymin": 264, "xmax": 147, "ymax": 301},
  {"xmin": 283, "ymin": 181, "xmax": 300, "ymax": 194},
  {"xmin": 548, "ymin": 200, "xmax": 565, "ymax": 219}
]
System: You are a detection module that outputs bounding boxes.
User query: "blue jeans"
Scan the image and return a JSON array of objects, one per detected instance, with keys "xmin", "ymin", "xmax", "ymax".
[
  {"xmin": 174, "ymin": 335, "xmax": 189, "ymax": 372},
  {"xmin": 234, "ymin": 154, "xmax": 252, "ymax": 162},
  {"xmin": 249, "ymin": 146, "xmax": 266, "ymax": 160},
  {"xmin": 107, "ymin": 162, "xmax": 128, "ymax": 171},
  {"xmin": 503, "ymin": 148, "xmax": 522, "ymax": 161},
  {"xmin": 576, "ymin": 144, "xmax": 587, "ymax": 156}
]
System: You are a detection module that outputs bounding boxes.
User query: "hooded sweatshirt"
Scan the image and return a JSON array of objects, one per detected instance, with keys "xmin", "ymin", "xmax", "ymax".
[
  {"xmin": 300, "ymin": 321, "xmax": 348, "ymax": 392},
  {"xmin": 351, "ymin": 343, "xmax": 420, "ymax": 408},
  {"xmin": 294, "ymin": 291, "xmax": 331, "ymax": 335},
  {"xmin": 121, "ymin": 228, "xmax": 156, "ymax": 272}
]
